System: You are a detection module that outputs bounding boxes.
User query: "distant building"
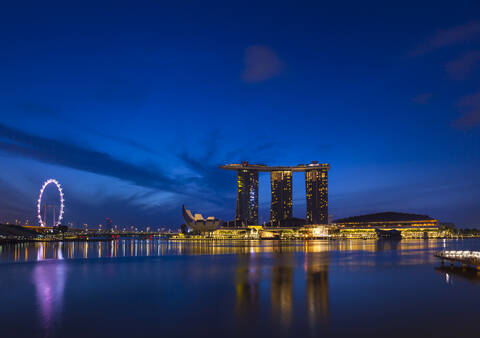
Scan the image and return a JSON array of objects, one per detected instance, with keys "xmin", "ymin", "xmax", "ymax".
[
  {"xmin": 105, "ymin": 218, "xmax": 113, "ymax": 231},
  {"xmin": 438, "ymin": 222, "xmax": 455, "ymax": 229},
  {"xmin": 270, "ymin": 171, "xmax": 293, "ymax": 225}
]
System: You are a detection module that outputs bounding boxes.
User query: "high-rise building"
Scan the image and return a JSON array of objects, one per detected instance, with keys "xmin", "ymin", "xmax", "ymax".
[
  {"xmin": 236, "ymin": 168, "xmax": 259, "ymax": 225},
  {"xmin": 305, "ymin": 167, "xmax": 328, "ymax": 224},
  {"xmin": 270, "ymin": 171, "xmax": 292, "ymax": 224}
]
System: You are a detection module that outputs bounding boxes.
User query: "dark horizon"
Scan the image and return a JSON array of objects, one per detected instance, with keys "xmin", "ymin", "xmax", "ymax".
[{"xmin": 1, "ymin": 1, "xmax": 480, "ymax": 228}]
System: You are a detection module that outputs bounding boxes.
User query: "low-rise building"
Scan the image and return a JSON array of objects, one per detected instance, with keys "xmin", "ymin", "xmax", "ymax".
[{"xmin": 333, "ymin": 212, "xmax": 444, "ymax": 238}]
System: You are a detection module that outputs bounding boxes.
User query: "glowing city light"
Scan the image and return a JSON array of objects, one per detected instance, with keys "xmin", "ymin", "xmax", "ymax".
[{"xmin": 37, "ymin": 179, "xmax": 65, "ymax": 227}]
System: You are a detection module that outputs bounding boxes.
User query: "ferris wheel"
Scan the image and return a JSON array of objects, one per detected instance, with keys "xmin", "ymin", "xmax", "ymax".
[{"xmin": 37, "ymin": 179, "xmax": 65, "ymax": 227}]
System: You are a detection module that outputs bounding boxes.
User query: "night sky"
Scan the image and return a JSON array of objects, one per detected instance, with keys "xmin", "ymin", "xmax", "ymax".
[{"xmin": 1, "ymin": 1, "xmax": 480, "ymax": 228}]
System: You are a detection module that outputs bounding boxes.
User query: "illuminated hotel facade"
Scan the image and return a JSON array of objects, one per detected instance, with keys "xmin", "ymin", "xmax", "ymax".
[
  {"xmin": 236, "ymin": 169, "xmax": 259, "ymax": 225},
  {"xmin": 270, "ymin": 171, "xmax": 293, "ymax": 225},
  {"xmin": 220, "ymin": 161, "xmax": 330, "ymax": 226},
  {"xmin": 305, "ymin": 167, "xmax": 328, "ymax": 224}
]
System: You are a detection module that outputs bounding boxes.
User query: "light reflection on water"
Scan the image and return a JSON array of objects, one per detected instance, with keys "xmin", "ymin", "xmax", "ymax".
[
  {"xmin": 0, "ymin": 238, "xmax": 464, "ymax": 264},
  {"xmin": 1, "ymin": 239, "xmax": 480, "ymax": 338},
  {"xmin": 34, "ymin": 260, "xmax": 66, "ymax": 333}
]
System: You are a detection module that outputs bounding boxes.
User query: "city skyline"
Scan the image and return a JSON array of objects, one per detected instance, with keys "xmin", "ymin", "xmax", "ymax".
[
  {"xmin": 2, "ymin": 3, "xmax": 480, "ymax": 338},
  {"xmin": 1, "ymin": 1, "xmax": 480, "ymax": 228}
]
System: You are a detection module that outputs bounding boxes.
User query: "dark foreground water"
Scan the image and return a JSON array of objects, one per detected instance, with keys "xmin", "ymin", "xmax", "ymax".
[{"xmin": 1, "ymin": 239, "xmax": 480, "ymax": 338}]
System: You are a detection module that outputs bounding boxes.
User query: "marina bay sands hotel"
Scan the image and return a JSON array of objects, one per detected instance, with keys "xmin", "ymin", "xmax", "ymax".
[{"xmin": 219, "ymin": 161, "xmax": 329, "ymax": 226}]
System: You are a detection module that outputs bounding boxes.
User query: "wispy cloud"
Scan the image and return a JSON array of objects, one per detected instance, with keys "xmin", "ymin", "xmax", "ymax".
[
  {"xmin": 15, "ymin": 102, "xmax": 160, "ymax": 157},
  {"xmin": 177, "ymin": 132, "xmax": 287, "ymax": 212},
  {"xmin": 179, "ymin": 132, "xmax": 233, "ymax": 196},
  {"xmin": 66, "ymin": 190, "xmax": 180, "ymax": 227},
  {"xmin": 445, "ymin": 50, "xmax": 480, "ymax": 80},
  {"xmin": 412, "ymin": 93, "xmax": 432, "ymax": 104},
  {"xmin": 0, "ymin": 124, "xmax": 288, "ymax": 224},
  {"xmin": 89, "ymin": 130, "xmax": 161, "ymax": 157},
  {"xmin": 241, "ymin": 45, "xmax": 285, "ymax": 83},
  {"xmin": 0, "ymin": 123, "xmax": 178, "ymax": 192},
  {"xmin": 411, "ymin": 21, "xmax": 480, "ymax": 56},
  {"xmin": 0, "ymin": 178, "xmax": 32, "ymax": 218},
  {"xmin": 453, "ymin": 92, "xmax": 480, "ymax": 128}
]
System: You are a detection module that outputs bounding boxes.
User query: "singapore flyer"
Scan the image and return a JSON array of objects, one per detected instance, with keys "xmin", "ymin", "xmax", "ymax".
[{"xmin": 37, "ymin": 179, "xmax": 65, "ymax": 227}]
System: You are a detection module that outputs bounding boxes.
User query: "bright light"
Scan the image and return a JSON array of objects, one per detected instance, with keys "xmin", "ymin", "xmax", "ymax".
[{"xmin": 37, "ymin": 179, "xmax": 65, "ymax": 227}]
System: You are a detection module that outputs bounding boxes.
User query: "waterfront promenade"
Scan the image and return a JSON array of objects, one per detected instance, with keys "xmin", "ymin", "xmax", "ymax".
[{"xmin": 434, "ymin": 250, "xmax": 480, "ymax": 270}]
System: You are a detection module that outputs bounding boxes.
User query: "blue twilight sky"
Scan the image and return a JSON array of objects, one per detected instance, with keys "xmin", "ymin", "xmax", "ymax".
[{"xmin": 1, "ymin": 0, "xmax": 480, "ymax": 228}]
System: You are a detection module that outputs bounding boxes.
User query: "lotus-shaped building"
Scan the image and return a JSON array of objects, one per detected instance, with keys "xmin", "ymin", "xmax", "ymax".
[{"xmin": 182, "ymin": 205, "xmax": 223, "ymax": 232}]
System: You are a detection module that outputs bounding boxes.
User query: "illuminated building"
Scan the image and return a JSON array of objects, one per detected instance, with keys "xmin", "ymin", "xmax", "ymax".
[
  {"xmin": 219, "ymin": 161, "xmax": 330, "ymax": 226},
  {"xmin": 182, "ymin": 205, "xmax": 223, "ymax": 232},
  {"xmin": 236, "ymin": 165, "xmax": 259, "ymax": 225},
  {"xmin": 305, "ymin": 165, "xmax": 329, "ymax": 224},
  {"xmin": 270, "ymin": 171, "xmax": 292, "ymax": 225},
  {"xmin": 334, "ymin": 212, "xmax": 438, "ymax": 228},
  {"xmin": 334, "ymin": 212, "xmax": 442, "ymax": 239}
]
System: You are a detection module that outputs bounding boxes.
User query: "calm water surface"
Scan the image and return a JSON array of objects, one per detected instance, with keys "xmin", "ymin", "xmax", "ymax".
[{"xmin": 1, "ymin": 239, "xmax": 479, "ymax": 338}]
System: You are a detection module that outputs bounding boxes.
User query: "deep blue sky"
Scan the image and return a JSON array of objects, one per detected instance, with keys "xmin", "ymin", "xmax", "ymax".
[{"xmin": 1, "ymin": 0, "xmax": 480, "ymax": 228}]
